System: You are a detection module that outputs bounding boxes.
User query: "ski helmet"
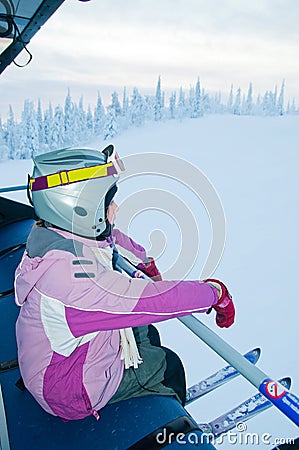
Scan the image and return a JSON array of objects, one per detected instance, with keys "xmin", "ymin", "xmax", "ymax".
[{"xmin": 28, "ymin": 145, "xmax": 125, "ymax": 239}]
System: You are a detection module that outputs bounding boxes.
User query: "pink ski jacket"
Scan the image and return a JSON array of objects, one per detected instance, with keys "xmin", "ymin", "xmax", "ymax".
[{"xmin": 14, "ymin": 225, "xmax": 218, "ymax": 421}]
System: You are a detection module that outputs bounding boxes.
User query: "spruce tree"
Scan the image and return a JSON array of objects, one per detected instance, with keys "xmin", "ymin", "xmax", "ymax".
[
  {"xmin": 194, "ymin": 78, "xmax": 203, "ymax": 118},
  {"xmin": 233, "ymin": 88, "xmax": 241, "ymax": 115},
  {"xmin": 6, "ymin": 105, "xmax": 16, "ymax": 159},
  {"xmin": 64, "ymin": 88, "xmax": 75, "ymax": 145},
  {"xmin": 37, "ymin": 99, "xmax": 45, "ymax": 150},
  {"xmin": 130, "ymin": 87, "xmax": 146, "ymax": 126},
  {"xmin": 169, "ymin": 91, "xmax": 176, "ymax": 119},
  {"xmin": 103, "ymin": 106, "xmax": 119, "ymax": 140},
  {"xmin": 278, "ymin": 80, "xmax": 285, "ymax": 116},
  {"xmin": 94, "ymin": 92, "xmax": 105, "ymax": 136},
  {"xmin": 0, "ymin": 117, "xmax": 9, "ymax": 159},
  {"xmin": 44, "ymin": 103, "xmax": 53, "ymax": 149},
  {"xmin": 51, "ymin": 105, "xmax": 65, "ymax": 149},
  {"xmin": 154, "ymin": 76, "xmax": 162, "ymax": 121},
  {"xmin": 245, "ymin": 83, "xmax": 253, "ymax": 115},
  {"xmin": 227, "ymin": 84, "xmax": 234, "ymax": 113}
]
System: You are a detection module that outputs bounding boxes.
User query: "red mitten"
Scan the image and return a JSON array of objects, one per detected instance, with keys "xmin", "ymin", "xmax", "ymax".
[
  {"xmin": 205, "ymin": 279, "xmax": 235, "ymax": 328},
  {"xmin": 137, "ymin": 257, "xmax": 162, "ymax": 281}
]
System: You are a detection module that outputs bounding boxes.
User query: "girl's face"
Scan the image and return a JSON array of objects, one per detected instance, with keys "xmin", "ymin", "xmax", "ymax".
[{"xmin": 107, "ymin": 200, "xmax": 118, "ymax": 225}]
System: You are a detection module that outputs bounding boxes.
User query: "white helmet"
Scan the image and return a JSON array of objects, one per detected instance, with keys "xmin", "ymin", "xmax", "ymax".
[{"xmin": 29, "ymin": 145, "xmax": 125, "ymax": 239}]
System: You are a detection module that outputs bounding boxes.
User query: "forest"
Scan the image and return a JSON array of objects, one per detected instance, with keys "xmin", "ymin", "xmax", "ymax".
[{"xmin": 0, "ymin": 78, "xmax": 297, "ymax": 160}]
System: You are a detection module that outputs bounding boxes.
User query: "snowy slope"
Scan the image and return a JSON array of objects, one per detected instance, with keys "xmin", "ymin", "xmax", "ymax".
[{"xmin": 1, "ymin": 114, "xmax": 298, "ymax": 448}]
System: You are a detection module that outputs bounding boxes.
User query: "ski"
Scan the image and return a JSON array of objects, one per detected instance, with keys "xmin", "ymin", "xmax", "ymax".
[
  {"xmin": 186, "ymin": 348, "xmax": 261, "ymax": 404},
  {"xmin": 198, "ymin": 377, "xmax": 291, "ymax": 437}
]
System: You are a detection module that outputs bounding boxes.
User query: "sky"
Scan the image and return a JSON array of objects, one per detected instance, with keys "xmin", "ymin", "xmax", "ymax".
[{"xmin": 1, "ymin": 0, "xmax": 299, "ymax": 118}]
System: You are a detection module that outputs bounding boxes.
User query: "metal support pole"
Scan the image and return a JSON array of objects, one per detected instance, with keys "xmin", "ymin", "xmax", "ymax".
[
  {"xmin": 0, "ymin": 185, "xmax": 27, "ymax": 193},
  {"xmin": 116, "ymin": 254, "xmax": 299, "ymax": 427},
  {"xmin": 178, "ymin": 315, "xmax": 266, "ymax": 387},
  {"xmin": 0, "ymin": 385, "xmax": 10, "ymax": 450}
]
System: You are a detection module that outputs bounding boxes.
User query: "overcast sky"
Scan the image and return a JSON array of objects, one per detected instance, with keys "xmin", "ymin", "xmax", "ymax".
[{"xmin": 1, "ymin": 0, "xmax": 299, "ymax": 118}]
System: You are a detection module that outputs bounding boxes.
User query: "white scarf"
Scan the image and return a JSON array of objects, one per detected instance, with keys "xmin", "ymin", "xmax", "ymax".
[{"xmin": 91, "ymin": 247, "xmax": 143, "ymax": 369}]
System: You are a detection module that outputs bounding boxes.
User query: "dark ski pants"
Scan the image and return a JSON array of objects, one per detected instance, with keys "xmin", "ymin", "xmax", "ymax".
[
  {"xmin": 147, "ymin": 324, "xmax": 186, "ymax": 406},
  {"xmin": 108, "ymin": 325, "xmax": 186, "ymax": 406}
]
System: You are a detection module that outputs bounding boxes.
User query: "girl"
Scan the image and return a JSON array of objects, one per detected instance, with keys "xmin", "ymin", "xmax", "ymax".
[{"xmin": 15, "ymin": 145, "xmax": 235, "ymax": 421}]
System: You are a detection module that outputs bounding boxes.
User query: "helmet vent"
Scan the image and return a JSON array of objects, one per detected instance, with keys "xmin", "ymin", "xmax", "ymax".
[{"xmin": 74, "ymin": 206, "xmax": 87, "ymax": 217}]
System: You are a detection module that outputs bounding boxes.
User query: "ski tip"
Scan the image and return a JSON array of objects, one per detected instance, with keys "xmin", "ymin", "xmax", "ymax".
[
  {"xmin": 245, "ymin": 347, "xmax": 261, "ymax": 357},
  {"xmin": 252, "ymin": 347, "xmax": 261, "ymax": 357},
  {"xmin": 279, "ymin": 377, "xmax": 292, "ymax": 390},
  {"xmin": 244, "ymin": 347, "xmax": 261, "ymax": 363}
]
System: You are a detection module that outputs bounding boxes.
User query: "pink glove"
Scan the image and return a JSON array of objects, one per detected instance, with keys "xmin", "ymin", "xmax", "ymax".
[
  {"xmin": 136, "ymin": 257, "xmax": 162, "ymax": 281},
  {"xmin": 205, "ymin": 279, "xmax": 235, "ymax": 328}
]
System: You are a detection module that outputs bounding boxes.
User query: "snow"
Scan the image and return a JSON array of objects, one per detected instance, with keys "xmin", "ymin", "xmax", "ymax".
[{"xmin": 1, "ymin": 114, "xmax": 298, "ymax": 448}]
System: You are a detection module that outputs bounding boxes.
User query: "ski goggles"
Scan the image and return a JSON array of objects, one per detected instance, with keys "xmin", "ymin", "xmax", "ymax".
[
  {"xmin": 29, "ymin": 149, "xmax": 125, "ymax": 192},
  {"xmin": 106, "ymin": 147, "xmax": 126, "ymax": 174}
]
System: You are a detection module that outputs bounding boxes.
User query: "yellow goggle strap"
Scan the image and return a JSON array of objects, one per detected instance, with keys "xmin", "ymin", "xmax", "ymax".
[{"xmin": 30, "ymin": 162, "xmax": 117, "ymax": 192}]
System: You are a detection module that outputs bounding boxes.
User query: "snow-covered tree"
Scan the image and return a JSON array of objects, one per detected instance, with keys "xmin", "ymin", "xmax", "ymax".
[
  {"xmin": 103, "ymin": 105, "xmax": 119, "ymax": 140},
  {"xmin": 202, "ymin": 90, "xmax": 212, "ymax": 114},
  {"xmin": 273, "ymin": 85, "xmax": 278, "ymax": 110},
  {"xmin": 18, "ymin": 100, "xmax": 39, "ymax": 159},
  {"xmin": 247, "ymin": 85, "xmax": 254, "ymax": 113},
  {"xmin": 244, "ymin": 83, "xmax": 253, "ymax": 115},
  {"xmin": 0, "ymin": 117, "xmax": 4, "ymax": 145},
  {"xmin": 254, "ymin": 94, "xmax": 262, "ymax": 115},
  {"xmin": 0, "ymin": 116, "xmax": 9, "ymax": 160},
  {"xmin": 144, "ymin": 95, "xmax": 155, "ymax": 121},
  {"xmin": 177, "ymin": 87, "xmax": 186, "ymax": 120},
  {"xmin": 50, "ymin": 105, "xmax": 65, "ymax": 149},
  {"xmin": 233, "ymin": 88, "xmax": 241, "ymax": 115},
  {"xmin": 212, "ymin": 91, "xmax": 223, "ymax": 113},
  {"xmin": 37, "ymin": 99, "xmax": 45, "ymax": 151},
  {"xmin": 262, "ymin": 91, "xmax": 270, "ymax": 115},
  {"xmin": 94, "ymin": 92, "xmax": 105, "ymax": 136},
  {"xmin": 241, "ymin": 94, "xmax": 246, "ymax": 114},
  {"xmin": 86, "ymin": 105, "xmax": 93, "ymax": 138},
  {"xmin": 194, "ymin": 78, "xmax": 203, "ymax": 118},
  {"xmin": 272, "ymin": 92, "xmax": 278, "ymax": 113},
  {"xmin": 154, "ymin": 76, "xmax": 162, "ymax": 121},
  {"xmin": 44, "ymin": 103, "xmax": 53, "ymax": 149},
  {"xmin": 130, "ymin": 87, "xmax": 146, "ymax": 126},
  {"xmin": 188, "ymin": 86, "xmax": 195, "ymax": 118},
  {"xmin": 262, "ymin": 90, "xmax": 277, "ymax": 116},
  {"xmin": 278, "ymin": 80, "xmax": 285, "ymax": 116},
  {"xmin": 227, "ymin": 85, "xmax": 234, "ymax": 113},
  {"xmin": 1, "ymin": 78, "xmax": 297, "ymax": 160},
  {"xmin": 64, "ymin": 88, "xmax": 75, "ymax": 145},
  {"xmin": 122, "ymin": 87, "xmax": 129, "ymax": 116},
  {"xmin": 121, "ymin": 87, "xmax": 130, "ymax": 129},
  {"xmin": 286, "ymin": 98, "xmax": 297, "ymax": 115},
  {"xmin": 104, "ymin": 93, "xmax": 122, "ymax": 137},
  {"xmin": 169, "ymin": 91, "xmax": 176, "ymax": 119},
  {"xmin": 77, "ymin": 96, "xmax": 87, "ymax": 142},
  {"xmin": 111, "ymin": 91, "xmax": 122, "ymax": 117},
  {"xmin": 5, "ymin": 105, "xmax": 16, "ymax": 159}
]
